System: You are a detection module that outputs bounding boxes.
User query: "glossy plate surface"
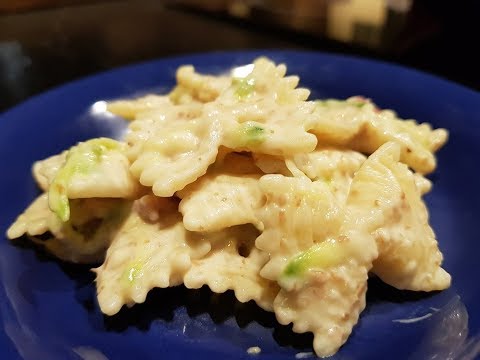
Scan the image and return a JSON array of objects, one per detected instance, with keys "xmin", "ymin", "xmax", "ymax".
[{"xmin": 1, "ymin": 50, "xmax": 479, "ymax": 360}]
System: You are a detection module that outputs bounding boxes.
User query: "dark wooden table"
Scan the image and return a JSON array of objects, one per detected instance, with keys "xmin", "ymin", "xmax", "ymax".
[{"xmin": 0, "ymin": 0, "xmax": 478, "ymax": 112}]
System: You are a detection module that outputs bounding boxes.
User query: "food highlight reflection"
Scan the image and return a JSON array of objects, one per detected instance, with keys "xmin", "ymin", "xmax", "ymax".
[
  {"xmin": 409, "ymin": 295, "xmax": 478, "ymax": 360},
  {"xmin": 87, "ymin": 100, "xmax": 129, "ymax": 140},
  {"xmin": 230, "ymin": 63, "xmax": 254, "ymax": 78},
  {"xmin": 90, "ymin": 101, "xmax": 113, "ymax": 118}
]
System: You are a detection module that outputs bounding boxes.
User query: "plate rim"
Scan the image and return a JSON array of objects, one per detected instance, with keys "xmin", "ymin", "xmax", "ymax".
[{"xmin": 1, "ymin": 49, "xmax": 479, "ymax": 360}]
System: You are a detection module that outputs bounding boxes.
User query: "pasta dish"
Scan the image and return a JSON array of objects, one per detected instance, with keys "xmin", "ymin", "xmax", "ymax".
[{"xmin": 6, "ymin": 57, "xmax": 451, "ymax": 357}]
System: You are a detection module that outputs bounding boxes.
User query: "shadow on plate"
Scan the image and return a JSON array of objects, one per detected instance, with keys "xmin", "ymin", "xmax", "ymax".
[
  {"xmin": 103, "ymin": 286, "xmax": 315, "ymax": 351},
  {"xmin": 366, "ymin": 275, "xmax": 438, "ymax": 303}
]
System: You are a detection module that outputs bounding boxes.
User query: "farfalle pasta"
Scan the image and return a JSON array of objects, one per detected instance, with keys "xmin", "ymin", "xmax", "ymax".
[{"xmin": 7, "ymin": 57, "xmax": 451, "ymax": 357}]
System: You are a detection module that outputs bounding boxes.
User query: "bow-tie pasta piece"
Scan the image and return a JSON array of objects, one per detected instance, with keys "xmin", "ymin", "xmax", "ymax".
[
  {"xmin": 107, "ymin": 95, "xmax": 172, "ymax": 120},
  {"xmin": 256, "ymin": 175, "xmax": 378, "ymax": 357},
  {"xmin": 177, "ymin": 163, "xmax": 264, "ymax": 232},
  {"xmin": 255, "ymin": 175, "xmax": 344, "ymax": 282},
  {"xmin": 47, "ymin": 138, "xmax": 141, "ymax": 222},
  {"xmin": 218, "ymin": 57, "xmax": 318, "ymax": 156},
  {"xmin": 274, "ymin": 242, "xmax": 372, "ymax": 358},
  {"xmin": 183, "ymin": 224, "xmax": 279, "ymax": 311},
  {"xmin": 222, "ymin": 57, "xmax": 310, "ymax": 105},
  {"xmin": 311, "ymin": 97, "xmax": 448, "ymax": 174},
  {"xmin": 7, "ymin": 194, "xmax": 52, "ymax": 239},
  {"xmin": 169, "ymin": 65, "xmax": 231, "ymax": 104},
  {"xmin": 94, "ymin": 195, "xmax": 211, "ymax": 315},
  {"xmin": 7, "ymin": 194, "xmax": 131, "ymax": 263},
  {"xmin": 292, "ymin": 146, "xmax": 365, "ymax": 181},
  {"xmin": 127, "ymin": 106, "xmax": 222, "ymax": 197},
  {"xmin": 125, "ymin": 101, "xmax": 203, "ymax": 161},
  {"xmin": 108, "ymin": 65, "xmax": 228, "ymax": 119},
  {"xmin": 311, "ymin": 97, "xmax": 372, "ymax": 144},
  {"xmin": 221, "ymin": 101, "xmax": 318, "ymax": 156},
  {"xmin": 178, "ymin": 173, "xmax": 263, "ymax": 232},
  {"xmin": 32, "ymin": 151, "xmax": 67, "ymax": 191},
  {"xmin": 349, "ymin": 110, "xmax": 448, "ymax": 175},
  {"xmin": 347, "ymin": 142, "xmax": 451, "ymax": 291},
  {"xmin": 292, "ymin": 147, "xmax": 366, "ymax": 203}
]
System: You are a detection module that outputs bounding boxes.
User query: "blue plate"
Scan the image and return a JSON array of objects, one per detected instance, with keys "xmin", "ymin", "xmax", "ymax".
[{"xmin": 1, "ymin": 50, "xmax": 479, "ymax": 360}]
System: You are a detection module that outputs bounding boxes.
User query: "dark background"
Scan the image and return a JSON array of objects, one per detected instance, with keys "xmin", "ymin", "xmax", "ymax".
[{"xmin": 0, "ymin": 0, "xmax": 478, "ymax": 112}]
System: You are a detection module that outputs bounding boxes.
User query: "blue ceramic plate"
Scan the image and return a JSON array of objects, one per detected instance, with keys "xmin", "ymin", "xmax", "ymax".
[{"xmin": 1, "ymin": 50, "xmax": 479, "ymax": 360}]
